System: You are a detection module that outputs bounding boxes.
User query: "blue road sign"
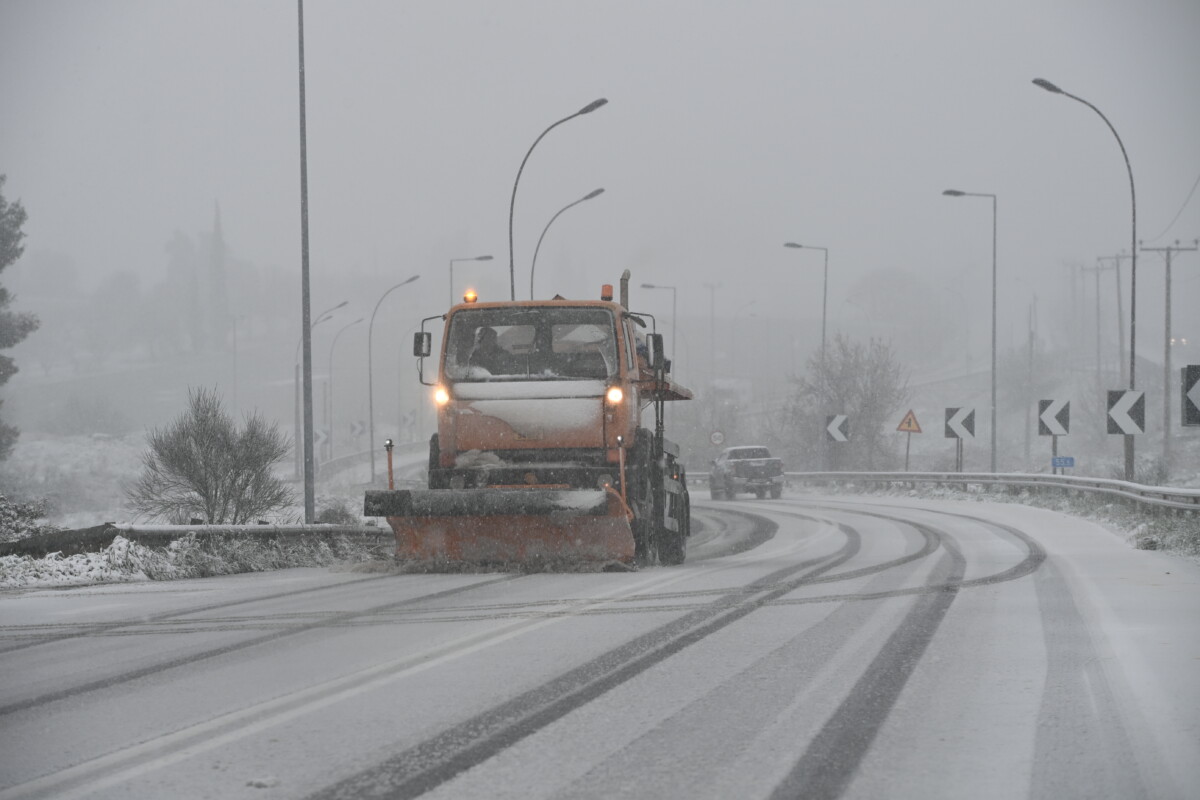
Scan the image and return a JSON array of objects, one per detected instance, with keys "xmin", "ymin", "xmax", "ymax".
[{"xmin": 1052, "ymin": 456, "xmax": 1075, "ymax": 469}]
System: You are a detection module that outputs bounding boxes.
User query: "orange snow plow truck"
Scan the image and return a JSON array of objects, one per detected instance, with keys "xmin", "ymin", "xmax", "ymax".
[{"xmin": 364, "ymin": 271, "xmax": 693, "ymax": 567}]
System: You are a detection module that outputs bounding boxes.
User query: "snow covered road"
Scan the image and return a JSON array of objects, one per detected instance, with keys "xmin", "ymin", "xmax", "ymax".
[{"xmin": 0, "ymin": 494, "xmax": 1197, "ymax": 799}]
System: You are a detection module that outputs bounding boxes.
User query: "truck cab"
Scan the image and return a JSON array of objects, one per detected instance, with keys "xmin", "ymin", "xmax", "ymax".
[{"xmin": 420, "ymin": 297, "xmax": 652, "ymax": 491}]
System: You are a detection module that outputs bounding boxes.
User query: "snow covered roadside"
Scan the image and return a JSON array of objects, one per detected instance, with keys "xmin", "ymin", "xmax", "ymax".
[
  {"xmin": 0, "ymin": 532, "xmax": 387, "ymax": 590},
  {"xmin": 795, "ymin": 481, "xmax": 1200, "ymax": 560},
  {"xmin": 0, "ymin": 536, "xmax": 174, "ymax": 588}
]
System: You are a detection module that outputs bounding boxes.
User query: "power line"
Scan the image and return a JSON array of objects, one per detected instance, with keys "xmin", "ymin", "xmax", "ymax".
[{"xmin": 1144, "ymin": 169, "xmax": 1200, "ymax": 243}]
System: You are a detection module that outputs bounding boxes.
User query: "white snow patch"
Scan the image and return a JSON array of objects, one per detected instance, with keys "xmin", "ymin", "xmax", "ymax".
[
  {"xmin": 453, "ymin": 380, "xmax": 607, "ymax": 400},
  {"xmin": 0, "ymin": 535, "xmax": 175, "ymax": 588},
  {"xmin": 455, "ymin": 450, "xmax": 504, "ymax": 468}
]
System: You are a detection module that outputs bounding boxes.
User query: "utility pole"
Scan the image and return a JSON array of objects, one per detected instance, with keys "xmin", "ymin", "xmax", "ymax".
[
  {"xmin": 1024, "ymin": 297, "xmax": 1037, "ymax": 468},
  {"xmin": 1082, "ymin": 260, "xmax": 1118, "ymax": 393},
  {"xmin": 1097, "ymin": 253, "xmax": 1130, "ymax": 383},
  {"xmin": 1139, "ymin": 238, "xmax": 1198, "ymax": 477}
]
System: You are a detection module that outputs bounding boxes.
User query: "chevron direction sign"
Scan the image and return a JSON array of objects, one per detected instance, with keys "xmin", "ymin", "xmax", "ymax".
[
  {"xmin": 1184, "ymin": 366, "xmax": 1200, "ymax": 427},
  {"xmin": 1038, "ymin": 399, "xmax": 1070, "ymax": 436},
  {"xmin": 826, "ymin": 414, "xmax": 849, "ymax": 442},
  {"xmin": 1107, "ymin": 390, "xmax": 1145, "ymax": 435},
  {"xmin": 944, "ymin": 407, "xmax": 975, "ymax": 439}
]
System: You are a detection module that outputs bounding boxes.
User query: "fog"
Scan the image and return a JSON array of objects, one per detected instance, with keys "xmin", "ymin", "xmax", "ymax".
[{"xmin": 1, "ymin": 0, "xmax": 1198, "ymax": 479}]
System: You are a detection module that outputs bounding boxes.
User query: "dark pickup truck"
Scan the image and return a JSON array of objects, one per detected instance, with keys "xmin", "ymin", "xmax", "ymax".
[{"xmin": 709, "ymin": 446, "xmax": 784, "ymax": 500}]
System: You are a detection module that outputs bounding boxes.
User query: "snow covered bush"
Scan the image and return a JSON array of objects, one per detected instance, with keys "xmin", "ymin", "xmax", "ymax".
[
  {"xmin": 0, "ymin": 531, "xmax": 384, "ymax": 588},
  {"xmin": 0, "ymin": 492, "xmax": 59, "ymax": 543},
  {"xmin": 315, "ymin": 497, "xmax": 359, "ymax": 525},
  {"xmin": 127, "ymin": 387, "xmax": 295, "ymax": 524}
]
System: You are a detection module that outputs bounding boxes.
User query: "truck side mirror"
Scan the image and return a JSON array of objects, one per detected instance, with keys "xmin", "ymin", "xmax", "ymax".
[
  {"xmin": 648, "ymin": 333, "xmax": 665, "ymax": 369},
  {"xmin": 414, "ymin": 331, "xmax": 432, "ymax": 357}
]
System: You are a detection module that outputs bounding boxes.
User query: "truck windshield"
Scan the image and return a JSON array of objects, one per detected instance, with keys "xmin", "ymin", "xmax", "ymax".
[{"xmin": 444, "ymin": 307, "xmax": 619, "ymax": 382}]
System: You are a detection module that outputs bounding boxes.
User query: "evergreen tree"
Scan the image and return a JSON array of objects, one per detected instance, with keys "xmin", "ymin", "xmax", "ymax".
[{"xmin": 0, "ymin": 175, "xmax": 39, "ymax": 461}]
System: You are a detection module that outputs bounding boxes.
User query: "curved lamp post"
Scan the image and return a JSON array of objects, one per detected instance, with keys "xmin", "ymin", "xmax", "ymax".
[
  {"xmin": 784, "ymin": 243, "xmax": 829, "ymax": 367},
  {"xmin": 508, "ymin": 98, "xmax": 608, "ymax": 300},
  {"xmin": 702, "ymin": 282, "xmax": 721, "ymax": 428},
  {"xmin": 327, "ymin": 317, "xmax": 363, "ymax": 461},
  {"xmin": 449, "ymin": 255, "xmax": 492, "ymax": 307},
  {"xmin": 640, "ymin": 282, "xmax": 676, "ymax": 368},
  {"xmin": 1033, "ymin": 77, "xmax": 1138, "ymax": 480},
  {"xmin": 941, "ymin": 190, "xmax": 998, "ymax": 473},
  {"xmin": 367, "ymin": 275, "xmax": 420, "ymax": 482},
  {"xmin": 530, "ymin": 188, "xmax": 604, "ymax": 299},
  {"xmin": 294, "ymin": 300, "xmax": 346, "ymax": 478}
]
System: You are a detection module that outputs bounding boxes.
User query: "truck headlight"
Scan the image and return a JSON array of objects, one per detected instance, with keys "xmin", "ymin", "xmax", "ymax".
[
  {"xmin": 434, "ymin": 386, "xmax": 450, "ymax": 406},
  {"xmin": 606, "ymin": 386, "xmax": 624, "ymax": 404}
]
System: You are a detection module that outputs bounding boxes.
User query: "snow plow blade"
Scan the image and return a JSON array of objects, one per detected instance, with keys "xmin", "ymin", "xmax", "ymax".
[{"xmin": 364, "ymin": 488, "xmax": 635, "ymax": 564}]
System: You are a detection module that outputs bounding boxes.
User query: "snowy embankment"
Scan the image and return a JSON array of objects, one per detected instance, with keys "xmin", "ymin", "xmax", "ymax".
[
  {"xmin": 0, "ymin": 531, "xmax": 386, "ymax": 589},
  {"xmin": 801, "ymin": 481, "xmax": 1200, "ymax": 560}
]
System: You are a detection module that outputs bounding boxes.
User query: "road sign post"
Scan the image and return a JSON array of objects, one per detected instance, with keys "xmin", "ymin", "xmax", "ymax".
[
  {"xmin": 1107, "ymin": 390, "xmax": 1145, "ymax": 435},
  {"xmin": 825, "ymin": 414, "xmax": 849, "ymax": 471},
  {"xmin": 897, "ymin": 410, "xmax": 922, "ymax": 471},
  {"xmin": 1183, "ymin": 365, "xmax": 1200, "ymax": 427},
  {"xmin": 1038, "ymin": 399, "xmax": 1070, "ymax": 474},
  {"xmin": 945, "ymin": 407, "xmax": 975, "ymax": 473}
]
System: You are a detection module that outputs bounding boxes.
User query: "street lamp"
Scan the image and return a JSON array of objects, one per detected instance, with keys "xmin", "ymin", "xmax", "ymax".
[
  {"xmin": 640, "ymin": 282, "xmax": 677, "ymax": 369},
  {"xmin": 326, "ymin": 317, "xmax": 362, "ymax": 461},
  {"xmin": 294, "ymin": 300, "xmax": 346, "ymax": 478},
  {"xmin": 296, "ymin": 0, "xmax": 318, "ymax": 523},
  {"xmin": 367, "ymin": 275, "xmax": 420, "ymax": 483},
  {"xmin": 784, "ymin": 243, "xmax": 829, "ymax": 366},
  {"xmin": 731, "ymin": 301, "xmax": 757, "ymax": 375},
  {"xmin": 703, "ymin": 282, "xmax": 720, "ymax": 428},
  {"xmin": 508, "ymin": 98, "xmax": 608, "ymax": 300},
  {"xmin": 449, "ymin": 255, "xmax": 492, "ymax": 307},
  {"xmin": 942, "ymin": 189, "xmax": 998, "ymax": 473},
  {"xmin": 531, "ymin": 188, "xmax": 605, "ymax": 299},
  {"xmin": 1033, "ymin": 76, "xmax": 1138, "ymax": 480}
]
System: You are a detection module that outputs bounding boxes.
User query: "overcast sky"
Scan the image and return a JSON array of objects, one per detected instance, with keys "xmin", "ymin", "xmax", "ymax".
[{"xmin": 2, "ymin": 0, "xmax": 1198, "ymax": 351}]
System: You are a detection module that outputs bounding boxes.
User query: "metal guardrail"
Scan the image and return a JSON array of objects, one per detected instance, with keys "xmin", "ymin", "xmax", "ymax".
[
  {"xmin": 9, "ymin": 468, "xmax": 1193, "ymax": 561},
  {"xmin": 687, "ymin": 470, "xmax": 1200, "ymax": 513}
]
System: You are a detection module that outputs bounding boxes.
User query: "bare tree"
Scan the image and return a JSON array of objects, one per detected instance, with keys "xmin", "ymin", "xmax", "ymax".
[
  {"xmin": 128, "ymin": 388, "xmax": 294, "ymax": 524},
  {"xmin": 782, "ymin": 335, "xmax": 910, "ymax": 470}
]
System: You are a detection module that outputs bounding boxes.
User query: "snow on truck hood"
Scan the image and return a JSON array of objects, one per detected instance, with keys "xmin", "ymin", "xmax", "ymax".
[
  {"xmin": 452, "ymin": 380, "xmax": 608, "ymax": 400},
  {"xmin": 451, "ymin": 380, "xmax": 608, "ymax": 441}
]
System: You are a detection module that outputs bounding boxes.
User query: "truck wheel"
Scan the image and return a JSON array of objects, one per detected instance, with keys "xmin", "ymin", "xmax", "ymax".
[
  {"xmin": 770, "ymin": 486, "xmax": 783, "ymax": 499},
  {"xmin": 427, "ymin": 434, "xmax": 445, "ymax": 489},
  {"xmin": 659, "ymin": 498, "xmax": 688, "ymax": 565},
  {"xmin": 659, "ymin": 530, "xmax": 685, "ymax": 564},
  {"xmin": 634, "ymin": 522, "xmax": 657, "ymax": 566},
  {"xmin": 629, "ymin": 433, "xmax": 657, "ymax": 566}
]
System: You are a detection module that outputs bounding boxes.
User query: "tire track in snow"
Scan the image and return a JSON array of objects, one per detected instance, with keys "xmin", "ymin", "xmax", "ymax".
[
  {"xmin": 0, "ymin": 574, "xmax": 521, "ymax": 718},
  {"xmin": 0, "ymin": 574, "xmax": 393, "ymax": 653},
  {"xmin": 307, "ymin": 515, "xmax": 860, "ymax": 800}
]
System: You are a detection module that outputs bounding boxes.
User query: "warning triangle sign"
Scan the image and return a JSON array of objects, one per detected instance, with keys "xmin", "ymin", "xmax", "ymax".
[{"xmin": 897, "ymin": 409, "xmax": 922, "ymax": 433}]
